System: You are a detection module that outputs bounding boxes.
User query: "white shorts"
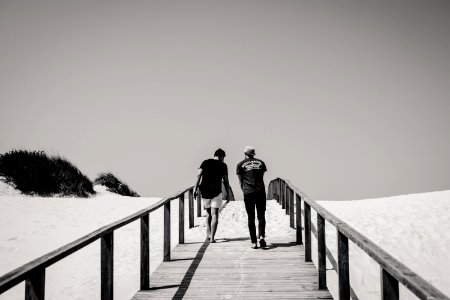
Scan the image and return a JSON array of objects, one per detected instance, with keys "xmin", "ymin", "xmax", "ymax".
[{"xmin": 202, "ymin": 193, "xmax": 223, "ymax": 209}]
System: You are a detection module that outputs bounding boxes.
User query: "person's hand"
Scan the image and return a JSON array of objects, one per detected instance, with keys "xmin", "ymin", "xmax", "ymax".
[{"xmin": 193, "ymin": 190, "xmax": 198, "ymax": 198}]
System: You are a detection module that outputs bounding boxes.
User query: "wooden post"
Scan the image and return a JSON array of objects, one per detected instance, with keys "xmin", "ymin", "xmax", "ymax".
[
  {"xmin": 381, "ymin": 268, "xmax": 399, "ymax": 300},
  {"xmin": 296, "ymin": 193, "xmax": 303, "ymax": 245},
  {"xmin": 179, "ymin": 194, "xmax": 185, "ymax": 244},
  {"xmin": 304, "ymin": 202, "xmax": 312, "ymax": 262},
  {"xmin": 101, "ymin": 232, "xmax": 113, "ymax": 300},
  {"xmin": 140, "ymin": 214, "xmax": 149, "ymax": 290},
  {"xmin": 318, "ymin": 214, "xmax": 327, "ymax": 289},
  {"xmin": 276, "ymin": 180, "xmax": 280, "ymax": 203},
  {"xmin": 284, "ymin": 184, "xmax": 291, "ymax": 215},
  {"xmin": 196, "ymin": 192, "xmax": 202, "ymax": 217},
  {"xmin": 338, "ymin": 230, "xmax": 350, "ymax": 300},
  {"xmin": 289, "ymin": 188, "xmax": 295, "ymax": 228},
  {"xmin": 25, "ymin": 269, "xmax": 45, "ymax": 300},
  {"xmin": 188, "ymin": 188, "xmax": 194, "ymax": 228},
  {"xmin": 164, "ymin": 201, "xmax": 171, "ymax": 261}
]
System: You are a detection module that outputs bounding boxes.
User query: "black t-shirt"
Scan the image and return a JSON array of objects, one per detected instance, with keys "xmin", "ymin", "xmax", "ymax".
[
  {"xmin": 236, "ymin": 158, "xmax": 267, "ymax": 195},
  {"xmin": 199, "ymin": 159, "xmax": 228, "ymax": 199}
]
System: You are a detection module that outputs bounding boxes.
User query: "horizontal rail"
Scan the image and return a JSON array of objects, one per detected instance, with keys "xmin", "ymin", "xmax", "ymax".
[
  {"xmin": 270, "ymin": 177, "xmax": 449, "ymax": 300},
  {"xmin": 0, "ymin": 186, "xmax": 194, "ymax": 294}
]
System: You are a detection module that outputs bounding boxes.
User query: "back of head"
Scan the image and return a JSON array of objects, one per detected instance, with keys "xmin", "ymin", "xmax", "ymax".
[
  {"xmin": 214, "ymin": 148, "xmax": 226, "ymax": 158},
  {"xmin": 244, "ymin": 145, "xmax": 256, "ymax": 157}
]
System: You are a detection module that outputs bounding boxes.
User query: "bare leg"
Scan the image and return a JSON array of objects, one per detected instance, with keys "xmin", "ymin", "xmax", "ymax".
[
  {"xmin": 205, "ymin": 208, "xmax": 212, "ymax": 240},
  {"xmin": 210, "ymin": 208, "xmax": 219, "ymax": 242}
]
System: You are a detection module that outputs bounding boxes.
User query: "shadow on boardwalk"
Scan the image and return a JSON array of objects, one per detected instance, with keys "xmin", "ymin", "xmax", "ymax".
[{"xmin": 132, "ymin": 236, "xmax": 333, "ymax": 299}]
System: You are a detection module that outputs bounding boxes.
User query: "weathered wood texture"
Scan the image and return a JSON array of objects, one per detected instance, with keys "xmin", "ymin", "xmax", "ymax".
[
  {"xmin": 164, "ymin": 202, "xmax": 171, "ymax": 262},
  {"xmin": 179, "ymin": 195, "xmax": 185, "ymax": 244},
  {"xmin": 132, "ymin": 236, "xmax": 333, "ymax": 300},
  {"xmin": 25, "ymin": 269, "xmax": 45, "ymax": 300},
  {"xmin": 140, "ymin": 215, "xmax": 150, "ymax": 290},
  {"xmin": 304, "ymin": 202, "xmax": 312, "ymax": 262},
  {"xmin": 381, "ymin": 268, "xmax": 399, "ymax": 300},
  {"xmin": 270, "ymin": 178, "xmax": 450, "ymax": 300},
  {"xmin": 101, "ymin": 232, "xmax": 113, "ymax": 300},
  {"xmin": 317, "ymin": 214, "xmax": 326, "ymax": 290},
  {"xmin": 296, "ymin": 193, "xmax": 303, "ymax": 245},
  {"xmin": 188, "ymin": 189, "xmax": 194, "ymax": 228}
]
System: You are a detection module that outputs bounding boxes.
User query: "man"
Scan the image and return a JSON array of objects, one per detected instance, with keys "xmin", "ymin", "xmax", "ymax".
[
  {"xmin": 237, "ymin": 146, "xmax": 267, "ymax": 249},
  {"xmin": 194, "ymin": 148, "xmax": 230, "ymax": 243}
]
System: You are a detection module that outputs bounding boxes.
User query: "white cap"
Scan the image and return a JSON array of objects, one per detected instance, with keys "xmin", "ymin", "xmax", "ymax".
[{"xmin": 244, "ymin": 146, "xmax": 256, "ymax": 155}]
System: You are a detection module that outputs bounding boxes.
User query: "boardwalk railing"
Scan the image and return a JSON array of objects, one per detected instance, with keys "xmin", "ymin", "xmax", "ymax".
[
  {"xmin": 267, "ymin": 178, "xmax": 449, "ymax": 300},
  {"xmin": 0, "ymin": 186, "xmax": 204, "ymax": 300}
]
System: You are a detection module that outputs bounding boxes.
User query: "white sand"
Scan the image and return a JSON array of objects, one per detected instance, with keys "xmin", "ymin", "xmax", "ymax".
[
  {"xmin": 314, "ymin": 191, "xmax": 450, "ymax": 300},
  {"xmin": 1, "ymin": 181, "xmax": 449, "ymax": 300},
  {"xmin": 0, "ymin": 183, "xmax": 293, "ymax": 300}
]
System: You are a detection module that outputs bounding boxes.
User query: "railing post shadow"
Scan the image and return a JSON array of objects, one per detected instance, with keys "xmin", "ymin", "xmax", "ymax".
[
  {"xmin": 338, "ymin": 230, "xmax": 350, "ymax": 300},
  {"xmin": 140, "ymin": 214, "xmax": 150, "ymax": 290},
  {"xmin": 179, "ymin": 194, "xmax": 185, "ymax": 244},
  {"xmin": 164, "ymin": 202, "xmax": 171, "ymax": 262},
  {"xmin": 101, "ymin": 232, "xmax": 113, "ymax": 300},
  {"xmin": 188, "ymin": 188, "xmax": 194, "ymax": 229},
  {"xmin": 381, "ymin": 268, "xmax": 399, "ymax": 300},
  {"xmin": 304, "ymin": 202, "xmax": 312, "ymax": 262},
  {"xmin": 25, "ymin": 269, "xmax": 45, "ymax": 300},
  {"xmin": 318, "ymin": 214, "xmax": 327, "ymax": 289},
  {"xmin": 296, "ymin": 193, "xmax": 303, "ymax": 245}
]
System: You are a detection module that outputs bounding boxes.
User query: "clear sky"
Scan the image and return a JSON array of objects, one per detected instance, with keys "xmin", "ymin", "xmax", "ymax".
[{"xmin": 1, "ymin": 1, "xmax": 449, "ymax": 200}]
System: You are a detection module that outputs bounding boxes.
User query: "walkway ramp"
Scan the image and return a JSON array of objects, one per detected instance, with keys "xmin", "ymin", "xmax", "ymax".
[{"xmin": 131, "ymin": 235, "xmax": 333, "ymax": 299}]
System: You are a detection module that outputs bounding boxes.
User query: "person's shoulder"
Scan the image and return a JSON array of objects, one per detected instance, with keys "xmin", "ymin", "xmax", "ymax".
[
  {"xmin": 200, "ymin": 158, "xmax": 213, "ymax": 166},
  {"xmin": 236, "ymin": 158, "xmax": 248, "ymax": 166}
]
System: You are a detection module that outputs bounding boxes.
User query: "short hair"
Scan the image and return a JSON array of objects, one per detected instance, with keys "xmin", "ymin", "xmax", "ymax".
[{"xmin": 214, "ymin": 148, "xmax": 226, "ymax": 157}]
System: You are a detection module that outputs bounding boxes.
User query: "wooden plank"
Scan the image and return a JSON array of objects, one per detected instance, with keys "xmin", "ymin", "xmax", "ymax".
[
  {"xmin": 164, "ymin": 202, "xmax": 171, "ymax": 262},
  {"xmin": 140, "ymin": 215, "xmax": 150, "ymax": 290},
  {"xmin": 188, "ymin": 189, "xmax": 194, "ymax": 228},
  {"xmin": 381, "ymin": 268, "xmax": 399, "ymax": 300},
  {"xmin": 101, "ymin": 232, "xmax": 113, "ymax": 300},
  {"xmin": 25, "ymin": 269, "xmax": 45, "ymax": 300},
  {"xmin": 338, "ymin": 230, "xmax": 349, "ymax": 300},
  {"xmin": 131, "ymin": 235, "xmax": 333, "ymax": 300},
  {"xmin": 0, "ymin": 187, "xmax": 193, "ymax": 295},
  {"xmin": 289, "ymin": 187, "xmax": 295, "ymax": 228},
  {"xmin": 304, "ymin": 202, "xmax": 312, "ymax": 262},
  {"xmin": 196, "ymin": 192, "xmax": 202, "ymax": 217},
  {"xmin": 296, "ymin": 193, "xmax": 303, "ymax": 245},
  {"xmin": 273, "ymin": 178, "xmax": 450, "ymax": 300},
  {"xmin": 179, "ymin": 194, "xmax": 184, "ymax": 244},
  {"xmin": 317, "ymin": 214, "xmax": 326, "ymax": 289}
]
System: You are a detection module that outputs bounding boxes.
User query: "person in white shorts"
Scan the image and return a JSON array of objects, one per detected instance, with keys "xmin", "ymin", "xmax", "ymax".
[{"xmin": 194, "ymin": 148, "xmax": 230, "ymax": 243}]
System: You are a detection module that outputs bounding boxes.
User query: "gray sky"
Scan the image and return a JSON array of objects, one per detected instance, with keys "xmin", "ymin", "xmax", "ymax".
[{"xmin": 1, "ymin": 1, "xmax": 449, "ymax": 200}]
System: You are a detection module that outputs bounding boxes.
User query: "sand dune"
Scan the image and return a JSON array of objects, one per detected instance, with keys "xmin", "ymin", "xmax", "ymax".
[{"xmin": 1, "ymin": 183, "xmax": 449, "ymax": 300}]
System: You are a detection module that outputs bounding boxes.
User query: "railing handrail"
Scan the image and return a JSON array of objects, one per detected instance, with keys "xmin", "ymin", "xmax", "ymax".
[
  {"xmin": 270, "ymin": 177, "xmax": 449, "ymax": 300},
  {"xmin": 0, "ymin": 185, "xmax": 194, "ymax": 295}
]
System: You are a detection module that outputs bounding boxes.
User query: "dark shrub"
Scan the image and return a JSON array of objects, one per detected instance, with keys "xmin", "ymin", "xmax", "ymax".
[
  {"xmin": 94, "ymin": 172, "xmax": 140, "ymax": 197},
  {"xmin": 0, "ymin": 150, "xmax": 95, "ymax": 197}
]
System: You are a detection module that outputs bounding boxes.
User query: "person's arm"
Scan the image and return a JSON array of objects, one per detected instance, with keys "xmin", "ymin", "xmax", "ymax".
[
  {"xmin": 193, "ymin": 168, "xmax": 203, "ymax": 198},
  {"xmin": 223, "ymin": 174, "xmax": 231, "ymax": 202},
  {"xmin": 237, "ymin": 174, "xmax": 243, "ymax": 191}
]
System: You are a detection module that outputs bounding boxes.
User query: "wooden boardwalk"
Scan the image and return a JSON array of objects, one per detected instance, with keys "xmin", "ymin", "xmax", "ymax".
[{"xmin": 131, "ymin": 236, "xmax": 333, "ymax": 300}]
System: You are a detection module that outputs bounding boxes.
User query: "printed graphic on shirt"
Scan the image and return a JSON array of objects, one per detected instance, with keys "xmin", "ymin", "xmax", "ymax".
[{"xmin": 240, "ymin": 160, "xmax": 264, "ymax": 172}]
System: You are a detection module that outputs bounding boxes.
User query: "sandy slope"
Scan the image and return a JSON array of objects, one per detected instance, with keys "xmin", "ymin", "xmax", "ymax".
[{"xmin": 1, "ymin": 182, "xmax": 449, "ymax": 300}]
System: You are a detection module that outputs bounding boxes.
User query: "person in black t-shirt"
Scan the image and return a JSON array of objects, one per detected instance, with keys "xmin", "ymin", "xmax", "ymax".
[
  {"xmin": 194, "ymin": 148, "xmax": 230, "ymax": 243},
  {"xmin": 237, "ymin": 146, "xmax": 267, "ymax": 249}
]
